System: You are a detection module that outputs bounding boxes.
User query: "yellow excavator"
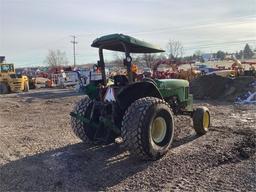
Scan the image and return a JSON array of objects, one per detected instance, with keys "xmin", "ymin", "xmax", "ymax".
[{"xmin": 0, "ymin": 57, "xmax": 29, "ymax": 94}]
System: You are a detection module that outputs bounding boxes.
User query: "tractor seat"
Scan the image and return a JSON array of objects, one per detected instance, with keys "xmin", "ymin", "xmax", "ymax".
[{"xmin": 113, "ymin": 75, "xmax": 128, "ymax": 86}]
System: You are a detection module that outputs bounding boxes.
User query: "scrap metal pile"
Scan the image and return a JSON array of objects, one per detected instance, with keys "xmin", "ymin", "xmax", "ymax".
[
  {"xmin": 190, "ymin": 75, "xmax": 256, "ymax": 103},
  {"xmin": 235, "ymin": 80, "xmax": 256, "ymax": 104}
]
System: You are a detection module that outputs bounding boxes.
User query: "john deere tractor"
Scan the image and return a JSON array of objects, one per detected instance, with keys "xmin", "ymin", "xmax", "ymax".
[{"xmin": 70, "ymin": 34, "xmax": 210, "ymax": 160}]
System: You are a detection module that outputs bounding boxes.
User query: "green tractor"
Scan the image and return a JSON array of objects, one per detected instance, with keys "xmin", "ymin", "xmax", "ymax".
[{"xmin": 70, "ymin": 34, "xmax": 210, "ymax": 160}]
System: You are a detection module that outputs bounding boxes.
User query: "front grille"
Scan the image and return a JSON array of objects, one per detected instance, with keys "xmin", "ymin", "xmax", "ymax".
[
  {"xmin": 185, "ymin": 87, "xmax": 189, "ymax": 99},
  {"xmin": 13, "ymin": 82, "xmax": 22, "ymax": 84},
  {"xmin": 10, "ymin": 74, "xmax": 22, "ymax": 78}
]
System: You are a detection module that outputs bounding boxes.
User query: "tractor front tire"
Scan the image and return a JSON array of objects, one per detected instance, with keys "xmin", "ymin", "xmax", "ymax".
[
  {"xmin": 121, "ymin": 97, "xmax": 174, "ymax": 160},
  {"xmin": 71, "ymin": 96, "xmax": 94, "ymax": 144},
  {"xmin": 193, "ymin": 107, "xmax": 210, "ymax": 135}
]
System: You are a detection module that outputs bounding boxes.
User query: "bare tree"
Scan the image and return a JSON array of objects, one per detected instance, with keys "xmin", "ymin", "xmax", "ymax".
[
  {"xmin": 110, "ymin": 52, "xmax": 125, "ymax": 67},
  {"xmin": 141, "ymin": 53, "xmax": 168, "ymax": 69},
  {"xmin": 167, "ymin": 40, "xmax": 184, "ymax": 59},
  {"xmin": 140, "ymin": 53, "xmax": 157, "ymax": 69},
  {"xmin": 193, "ymin": 50, "xmax": 205, "ymax": 62},
  {"xmin": 45, "ymin": 49, "xmax": 69, "ymax": 67},
  {"xmin": 130, "ymin": 54, "xmax": 141, "ymax": 65},
  {"xmin": 112, "ymin": 52, "xmax": 145, "ymax": 68}
]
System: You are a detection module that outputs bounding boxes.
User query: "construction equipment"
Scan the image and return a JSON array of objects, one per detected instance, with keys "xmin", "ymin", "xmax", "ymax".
[
  {"xmin": 70, "ymin": 34, "xmax": 211, "ymax": 160},
  {"xmin": 240, "ymin": 61, "xmax": 256, "ymax": 77},
  {"xmin": 152, "ymin": 59, "xmax": 200, "ymax": 81},
  {"xmin": 0, "ymin": 58, "xmax": 29, "ymax": 94},
  {"xmin": 226, "ymin": 56, "xmax": 256, "ymax": 77}
]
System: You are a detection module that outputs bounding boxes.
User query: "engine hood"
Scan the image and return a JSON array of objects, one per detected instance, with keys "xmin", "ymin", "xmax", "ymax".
[{"xmin": 155, "ymin": 79, "xmax": 189, "ymax": 89}]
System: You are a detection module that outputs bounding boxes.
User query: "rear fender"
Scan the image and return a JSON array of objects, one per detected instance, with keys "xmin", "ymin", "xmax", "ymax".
[{"xmin": 116, "ymin": 81, "xmax": 163, "ymax": 111}]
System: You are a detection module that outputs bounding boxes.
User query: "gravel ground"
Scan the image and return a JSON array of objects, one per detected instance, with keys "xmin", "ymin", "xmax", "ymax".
[{"xmin": 0, "ymin": 88, "xmax": 255, "ymax": 191}]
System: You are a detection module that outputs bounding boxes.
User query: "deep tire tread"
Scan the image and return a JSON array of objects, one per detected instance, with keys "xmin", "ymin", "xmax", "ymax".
[
  {"xmin": 121, "ymin": 97, "xmax": 173, "ymax": 160},
  {"xmin": 71, "ymin": 96, "xmax": 92, "ymax": 143}
]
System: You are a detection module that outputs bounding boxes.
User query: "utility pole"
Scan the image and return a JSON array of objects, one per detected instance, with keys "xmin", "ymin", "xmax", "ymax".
[{"xmin": 71, "ymin": 35, "xmax": 78, "ymax": 67}]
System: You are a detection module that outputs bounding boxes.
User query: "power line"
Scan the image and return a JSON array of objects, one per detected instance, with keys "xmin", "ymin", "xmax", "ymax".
[
  {"xmin": 127, "ymin": 14, "xmax": 256, "ymax": 36},
  {"xmin": 74, "ymin": 15, "xmax": 256, "ymax": 38},
  {"xmin": 184, "ymin": 39, "xmax": 256, "ymax": 49},
  {"xmin": 71, "ymin": 35, "xmax": 78, "ymax": 67}
]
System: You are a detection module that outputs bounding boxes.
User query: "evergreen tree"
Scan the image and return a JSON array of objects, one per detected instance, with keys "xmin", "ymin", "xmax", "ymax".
[
  {"xmin": 235, "ymin": 52, "xmax": 241, "ymax": 59},
  {"xmin": 243, "ymin": 44, "xmax": 254, "ymax": 59},
  {"xmin": 239, "ymin": 50, "xmax": 244, "ymax": 59},
  {"xmin": 216, "ymin": 50, "xmax": 225, "ymax": 60}
]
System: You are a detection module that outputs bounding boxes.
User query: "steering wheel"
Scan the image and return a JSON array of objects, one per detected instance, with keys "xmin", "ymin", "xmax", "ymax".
[{"xmin": 113, "ymin": 75, "xmax": 128, "ymax": 86}]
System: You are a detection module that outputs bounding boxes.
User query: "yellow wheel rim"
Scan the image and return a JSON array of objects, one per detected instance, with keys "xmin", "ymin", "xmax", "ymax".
[
  {"xmin": 151, "ymin": 117, "xmax": 167, "ymax": 143},
  {"xmin": 203, "ymin": 111, "xmax": 210, "ymax": 129}
]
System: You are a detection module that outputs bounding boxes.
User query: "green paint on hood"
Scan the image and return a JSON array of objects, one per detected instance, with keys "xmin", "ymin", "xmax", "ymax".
[{"xmin": 91, "ymin": 33, "xmax": 165, "ymax": 53}]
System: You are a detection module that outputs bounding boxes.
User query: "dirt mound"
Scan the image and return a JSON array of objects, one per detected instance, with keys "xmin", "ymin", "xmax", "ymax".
[
  {"xmin": 1, "ymin": 89, "xmax": 256, "ymax": 191},
  {"xmin": 190, "ymin": 75, "xmax": 255, "ymax": 101}
]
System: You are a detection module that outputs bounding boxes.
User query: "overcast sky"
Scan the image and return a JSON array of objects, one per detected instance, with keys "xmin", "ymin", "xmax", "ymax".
[{"xmin": 0, "ymin": 0, "xmax": 256, "ymax": 67}]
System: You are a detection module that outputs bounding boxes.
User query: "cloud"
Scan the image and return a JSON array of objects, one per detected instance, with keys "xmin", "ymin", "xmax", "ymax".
[{"xmin": 1, "ymin": 0, "xmax": 256, "ymax": 67}]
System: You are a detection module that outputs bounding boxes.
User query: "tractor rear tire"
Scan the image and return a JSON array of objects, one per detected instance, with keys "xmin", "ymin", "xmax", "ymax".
[
  {"xmin": 193, "ymin": 107, "xmax": 210, "ymax": 135},
  {"xmin": 0, "ymin": 83, "xmax": 9, "ymax": 94},
  {"xmin": 71, "ymin": 96, "xmax": 116, "ymax": 145},
  {"xmin": 121, "ymin": 97, "xmax": 174, "ymax": 160},
  {"xmin": 71, "ymin": 96, "xmax": 94, "ymax": 144}
]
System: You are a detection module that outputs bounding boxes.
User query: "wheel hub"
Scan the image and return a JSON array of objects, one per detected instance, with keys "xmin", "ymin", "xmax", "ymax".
[
  {"xmin": 203, "ymin": 111, "xmax": 210, "ymax": 128},
  {"xmin": 151, "ymin": 117, "xmax": 167, "ymax": 143}
]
